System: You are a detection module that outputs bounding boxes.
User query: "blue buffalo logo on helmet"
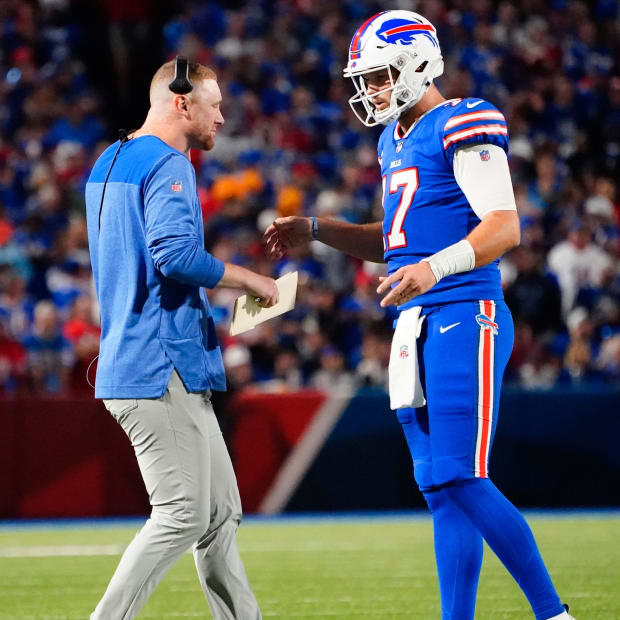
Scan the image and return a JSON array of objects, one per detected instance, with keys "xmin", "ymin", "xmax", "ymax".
[
  {"xmin": 375, "ymin": 18, "xmax": 439, "ymax": 48},
  {"xmin": 476, "ymin": 313, "xmax": 499, "ymax": 335}
]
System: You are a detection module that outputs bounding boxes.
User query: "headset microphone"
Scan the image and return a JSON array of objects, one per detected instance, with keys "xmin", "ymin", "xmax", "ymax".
[{"xmin": 168, "ymin": 56, "xmax": 193, "ymax": 94}]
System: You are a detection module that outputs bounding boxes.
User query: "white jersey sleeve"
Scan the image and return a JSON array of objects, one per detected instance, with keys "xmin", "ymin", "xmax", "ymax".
[{"xmin": 453, "ymin": 144, "xmax": 517, "ymax": 219}]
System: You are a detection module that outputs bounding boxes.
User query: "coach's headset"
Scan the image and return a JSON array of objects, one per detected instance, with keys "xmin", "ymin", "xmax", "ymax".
[
  {"xmin": 96, "ymin": 56, "xmax": 194, "ymax": 233},
  {"xmin": 88, "ymin": 57, "xmax": 194, "ymax": 389}
]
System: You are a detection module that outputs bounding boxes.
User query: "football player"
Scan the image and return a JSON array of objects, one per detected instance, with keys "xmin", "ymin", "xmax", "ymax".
[{"xmin": 265, "ymin": 10, "xmax": 575, "ymax": 620}]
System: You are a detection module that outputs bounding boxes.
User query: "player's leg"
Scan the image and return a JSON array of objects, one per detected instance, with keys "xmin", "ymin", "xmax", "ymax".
[
  {"xmin": 91, "ymin": 370, "xmax": 212, "ymax": 620},
  {"xmin": 422, "ymin": 486, "xmax": 483, "ymax": 620},
  {"xmin": 397, "ymin": 323, "xmax": 483, "ymax": 620},
  {"xmin": 192, "ymin": 392, "xmax": 261, "ymax": 619},
  {"xmin": 426, "ymin": 300, "xmax": 567, "ymax": 620},
  {"xmin": 443, "ymin": 479, "xmax": 567, "ymax": 619}
]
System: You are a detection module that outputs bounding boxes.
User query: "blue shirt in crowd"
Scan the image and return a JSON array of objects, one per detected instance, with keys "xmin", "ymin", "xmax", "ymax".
[{"xmin": 85, "ymin": 136, "xmax": 226, "ymax": 398}]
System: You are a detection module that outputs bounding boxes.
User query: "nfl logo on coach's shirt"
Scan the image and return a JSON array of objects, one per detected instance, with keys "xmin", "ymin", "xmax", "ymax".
[
  {"xmin": 171, "ymin": 180, "xmax": 183, "ymax": 192},
  {"xmin": 479, "ymin": 149, "xmax": 490, "ymax": 161},
  {"xmin": 400, "ymin": 345, "xmax": 409, "ymax": 359}
]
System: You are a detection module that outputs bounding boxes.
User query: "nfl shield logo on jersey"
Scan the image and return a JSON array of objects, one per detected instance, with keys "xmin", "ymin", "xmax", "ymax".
[
  {"xmin": 396, "ymin": 142, "xmax": 403, "ymax": 153},
  {"xmin": 171, "ymin": 180, "xmax": 182, "ymax": 192},
  {"xmin": 400, "ymin": 345, "xmax": 409, "ymax": 359},
  {"xmin": 480, "ymin": 149, "xmax": 490, "ymax": 161}
]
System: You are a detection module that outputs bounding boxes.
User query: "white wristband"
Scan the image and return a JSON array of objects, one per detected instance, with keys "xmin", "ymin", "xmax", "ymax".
[{"xmin": 421, "ymin": 239, "xmax": 476, "ymax": 283}]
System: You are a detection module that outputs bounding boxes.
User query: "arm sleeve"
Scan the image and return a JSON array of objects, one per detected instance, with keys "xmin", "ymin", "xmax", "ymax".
[
  {"xmin": 144, "ymin": 154, "xmax": 224, "ymax": 288},
  {"xmin": 453, "ymin": 144, "xmax": 517, "ymax": 220}
]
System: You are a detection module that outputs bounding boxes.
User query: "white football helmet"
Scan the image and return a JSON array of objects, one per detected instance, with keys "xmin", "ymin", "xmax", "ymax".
[{"xmin": 343, "ymin": 10, "xmax": 444, "ymax": 126}]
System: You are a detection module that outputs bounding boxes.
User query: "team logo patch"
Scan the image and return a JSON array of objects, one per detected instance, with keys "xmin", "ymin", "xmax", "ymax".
[
  {"xmin": 376, "ymin": 18, "xmax": 438, "ymax": 47},
  {"xmin": 400, "ymin": 345, "xmax": 409, "ymax": 359},
  {"xmin": 480, "ymin": 149, "xmax": 490, "ymax": 161},
  {"xmin": 396, "ymin": 142, "xmax": 403, "ymax": 153},
  {"xmin": 171, "ymin": 180, "xmax": 182, "ymax": 192},
  {"xmin": 476, "ymin": 313, "xmax": 498, "ymax": 335}
]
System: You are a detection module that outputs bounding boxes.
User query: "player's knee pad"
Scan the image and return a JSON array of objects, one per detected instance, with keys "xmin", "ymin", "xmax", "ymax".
[
  {"xmin": 431, "ymin": 457, "xmax": 476, "ymax": 489},
  {"xmin": 413, "ymin": 460, "xmax": 434, "ymax": 492}
]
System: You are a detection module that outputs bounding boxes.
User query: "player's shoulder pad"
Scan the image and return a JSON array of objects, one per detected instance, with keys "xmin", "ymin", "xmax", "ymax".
[{"xmin": 440, "ymin": 98, "xmax": 508, "ymax": 163}]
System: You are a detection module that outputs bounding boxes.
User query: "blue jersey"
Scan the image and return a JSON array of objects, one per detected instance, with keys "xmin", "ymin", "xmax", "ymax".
[
  {"xmin": 85, "ymin": 136, "xmax": 226, "ymax": 398},
  {"xmin": 378, "ymin": 97, "xmax": 509, "ymax": 308}
]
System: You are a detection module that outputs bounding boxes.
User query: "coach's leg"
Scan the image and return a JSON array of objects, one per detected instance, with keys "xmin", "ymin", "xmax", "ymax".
[
  {"xmin": 91, "ymin": 371, "xmax": 211, "ymax": 620},
  {"xmin": 193, "ymin": 392, "xmax": 261, "ymax": 620}
]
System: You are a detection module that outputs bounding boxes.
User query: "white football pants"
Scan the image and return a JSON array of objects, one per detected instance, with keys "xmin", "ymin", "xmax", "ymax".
[{"xmin": 90, "ymin": 370, "xmax": 261, "ymax": 620}]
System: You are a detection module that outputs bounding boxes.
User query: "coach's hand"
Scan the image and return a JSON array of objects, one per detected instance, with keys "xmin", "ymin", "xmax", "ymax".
[
  {"xmin": 377, "ymin": 262, "xmax": 437, "ymax": 307},
  {"xmin": 263, "ymin": 217, "xmax": 312, "ymax": 259},
  {"xmin": 246, "ymin": 273, "xmax": 279, "ymax": 308}
]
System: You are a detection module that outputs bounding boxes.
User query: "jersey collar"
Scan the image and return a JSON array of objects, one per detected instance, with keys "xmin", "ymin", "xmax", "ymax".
[{"xmin": 393, "ymin": 98, "xmax": 462, "ymax": 142}]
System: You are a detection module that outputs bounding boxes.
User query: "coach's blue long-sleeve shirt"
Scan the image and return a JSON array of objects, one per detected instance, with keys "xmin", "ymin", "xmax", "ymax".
[{"xmin": 85, "ymin": 136, "xmax": 226, "ymax": 398}]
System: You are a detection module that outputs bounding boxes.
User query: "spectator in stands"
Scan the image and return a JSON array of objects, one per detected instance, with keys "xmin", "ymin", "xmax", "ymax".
[
  {"xmin": 0, "ymin": 319, "xmax": 26, "ymax": 393},
  {"xmin": 223, "ymin": 343, "xmax": 253, "ymax": 392},
  {"xmin": 556, "ymin": 307, "xmax": 605, "ymax": 385},
  {"xmin": 310, "ymin": 345, "xmax": 355, "ymax": 394},
  {"xmin": 22, "ymin": 300, "xmax": 73, "ymax": 394},
  {"xmin": 504, "ymin": 246, "xmax": 563, "ymax": 335},
  {"xmin": 355, "ymin": 323, "xmax": 390, "ymax": 390},
  {"xmin": 0, "ymin": 267, "xmax": 32, "ymax": 337},
  {"xmin": 596, "ymin": 334, "xmax": 620, "ymax": 381},
  {"xmin": 547, "ymin": 220, "xmax": 614, "ymax": 316},
  {"xmin": 63, "ymin": 294, "xmax": 100, "ymax": 395}
]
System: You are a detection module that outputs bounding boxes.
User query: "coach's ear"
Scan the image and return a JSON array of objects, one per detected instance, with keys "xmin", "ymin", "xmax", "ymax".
[{"xmin": 174, "ymin": 95, "xmax": 189, "ymax": 115}]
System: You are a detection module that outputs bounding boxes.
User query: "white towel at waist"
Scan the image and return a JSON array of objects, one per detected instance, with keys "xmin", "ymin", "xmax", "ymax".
[{"xmin": 388, "ymin": 306, "xmax": 426, "ymax": 410}]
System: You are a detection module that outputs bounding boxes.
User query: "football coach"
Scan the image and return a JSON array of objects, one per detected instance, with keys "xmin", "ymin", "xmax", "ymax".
[{"xmin": 84, "ymin": 57, "xmax": 275, "ymax": 619}]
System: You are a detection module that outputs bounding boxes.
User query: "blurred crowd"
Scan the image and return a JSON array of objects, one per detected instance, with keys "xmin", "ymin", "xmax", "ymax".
[{"xmin": 0, "ymin": 0, "xmax": 618, "ymax": 397}]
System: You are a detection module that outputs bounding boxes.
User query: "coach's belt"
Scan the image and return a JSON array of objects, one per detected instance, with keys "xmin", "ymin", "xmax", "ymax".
[{"xmin": 389, "ymin": 306, "xmax": 426, "ymax": 410}]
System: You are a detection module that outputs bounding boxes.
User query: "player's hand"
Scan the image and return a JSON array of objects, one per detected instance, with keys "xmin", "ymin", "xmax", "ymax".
[
  {"xmin": 376, "ymin": 262, "xmax": 437, "ymax": 307},
  {"xmin": 263, "ymin": 217, "xmax": 313, "ymax": 259},
  {"xmin": 246, "ymin": 273, "xmax": 279, "ymax": 308}
]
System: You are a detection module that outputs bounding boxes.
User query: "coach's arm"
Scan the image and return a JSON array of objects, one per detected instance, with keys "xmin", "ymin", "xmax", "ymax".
[{"xmin": 264, "ymin": 218, "xmax": 385, "ymax": 263}]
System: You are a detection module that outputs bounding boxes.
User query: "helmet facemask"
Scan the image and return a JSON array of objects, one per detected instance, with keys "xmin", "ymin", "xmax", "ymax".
[{"xmin": 346, "ymin": 52, "xmax": 444, "ymax": 127}]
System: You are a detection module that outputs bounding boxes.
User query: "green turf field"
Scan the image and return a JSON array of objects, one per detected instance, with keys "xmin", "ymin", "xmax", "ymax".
[{"xmin": 0, "ymin": 514, "xmax": 618, "ymax": 619}]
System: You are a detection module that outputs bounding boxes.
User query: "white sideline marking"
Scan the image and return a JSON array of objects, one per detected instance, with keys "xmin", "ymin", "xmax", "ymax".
[
  {"xmin": 0, "ymin": 538, "xmax": 416, "ymax": 558},
  {"xmin": 0, "ymin": 544, "xmax": 126, "ymax": 557},
  {"xmin": 258, "ymin": 391, "xmax": 351, "ymax": 515}
]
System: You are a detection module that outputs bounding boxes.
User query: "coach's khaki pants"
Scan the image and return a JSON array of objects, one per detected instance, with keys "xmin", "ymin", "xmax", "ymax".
[{"xmin": 90, "ymin": 370, "xmax": 260, "ymax": 620}]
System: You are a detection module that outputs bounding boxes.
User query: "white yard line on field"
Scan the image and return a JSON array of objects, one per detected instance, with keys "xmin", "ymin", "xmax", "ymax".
[
  {"xmin": 0, "ymin": 538, "xmax": 415, "ymax": 558},
  {"xmin": 0, "ymin": 544, "xmax": 126, "ymax": 557}
]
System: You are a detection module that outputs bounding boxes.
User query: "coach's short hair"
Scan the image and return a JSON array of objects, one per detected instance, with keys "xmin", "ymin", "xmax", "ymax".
[{"xmin": 150, "ymin": 59, "xmax": 217, "ymax": 97}]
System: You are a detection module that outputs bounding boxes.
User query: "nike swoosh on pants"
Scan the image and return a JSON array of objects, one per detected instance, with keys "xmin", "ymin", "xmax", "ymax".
[{"xmin": 439, "ymin": 322, "xmax": 461, "ymax": 333}]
